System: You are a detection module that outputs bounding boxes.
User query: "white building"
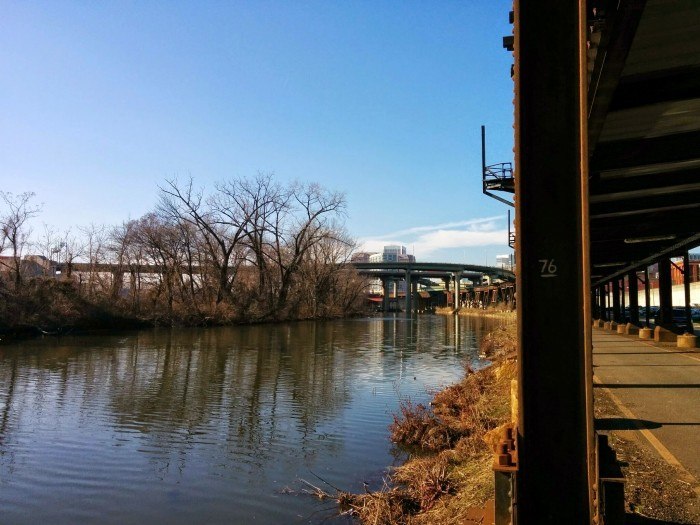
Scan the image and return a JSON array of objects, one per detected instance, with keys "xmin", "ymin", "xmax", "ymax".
[
  {"xmin": 496, "ymin": 254, "xmax": 514, "ymax": 270},
  {"xmin": 368, "ymin": 245, "xmax": 416, "ymax": 263}
]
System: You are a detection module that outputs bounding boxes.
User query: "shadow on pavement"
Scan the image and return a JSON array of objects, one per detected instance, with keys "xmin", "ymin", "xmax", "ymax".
[
  {"xmin": 626, "ymin": 514, "xmax": 688, "ymax": 525},
  {"xmin": 594, "ymin": 383, "xmax": 700, "ymax": 389},
  {"xmin": 595, "ymin": 417, "xmax": 662, "ymax": 430}
]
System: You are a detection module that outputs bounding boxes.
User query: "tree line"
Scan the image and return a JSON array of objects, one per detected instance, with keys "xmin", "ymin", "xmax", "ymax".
[{"xmin": 0, "ymin": 175, "xmax": 368, "ymax": 329}]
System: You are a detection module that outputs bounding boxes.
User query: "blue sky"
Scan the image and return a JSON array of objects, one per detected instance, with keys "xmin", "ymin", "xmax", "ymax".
[{"xmin": 1, "ymin": 1, "xmax": 515, "ymax": 264}]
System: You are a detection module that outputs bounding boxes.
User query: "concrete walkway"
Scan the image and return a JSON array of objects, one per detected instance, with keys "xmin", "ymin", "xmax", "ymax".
[{"xmin": 593, "ymin": 330, "xmax": 700, "ymax": 481}]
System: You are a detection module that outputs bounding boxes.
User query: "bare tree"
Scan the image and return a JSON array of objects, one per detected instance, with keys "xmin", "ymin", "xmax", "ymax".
[
  {"xmin": 107, "ymin": 220, "xmax": 140, "ymax": 301},
  {"xmin": 222, "ymin": 173, "xmax": 287, "ymax": 306},
  {"xmin": 269, "ymin": 182, "xmax": 346, "ymax": 317},
  {"xmin": 78, "ymin": 223, "xmax": 107, "ymax": 297},
  {"xmin": 158, "ymin": 178, "xmax": 246, "ymax": 309},
  {"xmin": 132, "ymin": 213, "xmax": 192, "ymax": 319},
  {"xmin": 0, "ymin": 191, "xmax": 41, "ymax": 288},
  {"xmin": 297, "ymin": 227, "xmax": 356, "ymax": 316},
  {"xmin": 36, "ymin": 224, "xmax": 60, "ymax": 276},
  {"xmin": 57, "ymin": 228, "xmax": 85, "ymax": 279},
  {"xmin": 37, "ymin": 225, "xmax": 85, "ymax": 279}
]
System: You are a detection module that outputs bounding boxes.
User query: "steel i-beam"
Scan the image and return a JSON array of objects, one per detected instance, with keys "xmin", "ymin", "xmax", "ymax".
[{"xmin": 514, "ymin": 1, "xmax": 593, "ymax": 522}]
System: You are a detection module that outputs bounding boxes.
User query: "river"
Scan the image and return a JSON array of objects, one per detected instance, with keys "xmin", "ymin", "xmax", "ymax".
[{"xmin": 0, "ymin": 314, "xmax": 505, "ymax": 524}]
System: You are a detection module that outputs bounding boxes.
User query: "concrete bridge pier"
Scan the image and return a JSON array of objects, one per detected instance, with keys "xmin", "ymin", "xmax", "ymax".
[
  {"xmin": 381, "ymin": 277, "xmax": 390, "ymax": 312},
  {"xmin": 411, "ymin": 281, "xmax": 418, "ymax": 314},
  {"xmin": 454, "ymin": 274, "xmax": 461, "ymax": 309},
  {"xmin": 443, "ymin": 276, "xmax": 452, "ymax": 307},
  {"xmin": 405, "ymin": 270, "xmax": 412, "ymax": 314}
]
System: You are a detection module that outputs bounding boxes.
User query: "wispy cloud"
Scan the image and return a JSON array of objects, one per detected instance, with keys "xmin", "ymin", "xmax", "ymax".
[
  {"xmin": 358, "ymin": 216, "xmax": 508, "ymax": 259},
  {"xmin": 380, "ymin": 216, "xmax": 502, "ymax": 238}
]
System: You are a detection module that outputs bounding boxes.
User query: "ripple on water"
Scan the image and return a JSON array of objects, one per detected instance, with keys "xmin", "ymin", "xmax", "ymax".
[{"xmin": 0, "ymin": 316, "xmax": 502, "ymax": 524}]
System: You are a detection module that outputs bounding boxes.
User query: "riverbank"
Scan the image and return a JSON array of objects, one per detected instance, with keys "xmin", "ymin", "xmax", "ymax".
[
  {"xmin": 337, "ymin": 310, "xmax": 699, "ymax": 524},
  {"xmin": 457, "ymin": 307, "xmax": 515, "ymax": 321},
  {"xmin": 0, "ymin": 278, "xmax": 368, "ymax": 343},
  {"xmin": 338, "ymin": 321, "xmax": 517, "ymax": 523}
]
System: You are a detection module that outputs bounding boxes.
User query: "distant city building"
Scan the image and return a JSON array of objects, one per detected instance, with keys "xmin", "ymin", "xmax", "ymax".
[
  {"xmin": 368, "ymin": 245, "xmax": 416, "ymax": 263},
  {"xmin": 350, "ymin": 252, "xmax": 373, "ymax": 263},
  {"xmin": 496, "ymin": 254, "xmax": 514, "ymax": 270}
]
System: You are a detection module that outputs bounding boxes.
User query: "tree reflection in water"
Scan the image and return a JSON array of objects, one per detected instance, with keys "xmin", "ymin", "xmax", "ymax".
[{"xmin": 0, "ymin": 316, "xmax": 503, "ymax": 525}]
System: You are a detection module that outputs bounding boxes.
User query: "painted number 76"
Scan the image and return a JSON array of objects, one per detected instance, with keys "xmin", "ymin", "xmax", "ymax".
[{"xmin": 539, "ymin": 259, "xmax": 557, "ymax": 278}]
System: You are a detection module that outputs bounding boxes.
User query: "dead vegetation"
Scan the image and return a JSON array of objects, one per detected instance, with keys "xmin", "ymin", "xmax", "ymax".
[
  {"xmin": 333, "ymin": 323, "xmax": 517, "ymax": 524},
  {"xmin": 479, "ymin": 325, "xmax": 518, "ymax": 359}
]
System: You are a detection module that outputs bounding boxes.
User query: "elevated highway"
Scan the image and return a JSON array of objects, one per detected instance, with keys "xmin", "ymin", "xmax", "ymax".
[
  {"xmin": 351, "ymin": 261, "xmax": 514, "ymax": 312},
  {"xmin": 351, "ymin": 261, "xmax": 514, "ymax": 280}
]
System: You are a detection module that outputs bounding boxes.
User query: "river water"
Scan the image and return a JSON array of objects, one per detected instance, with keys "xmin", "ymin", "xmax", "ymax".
[{"xmin": 0, "ymin": 314, "xmax": 504, "ymax": 525}]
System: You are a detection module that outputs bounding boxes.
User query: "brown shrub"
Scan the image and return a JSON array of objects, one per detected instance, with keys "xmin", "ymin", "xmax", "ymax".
[
  {"xmin": 479, "ymin": 325, "xmax": 516, "ymax": 358},
  {"xmin": 389, "ymin": 400, "xmax": 464, "ymax": 452},
  {"xmin": 393, "ymin": 455, "xmax": 454, "ymax": 511},
  {"xmin": 339, "ymin": 486, "xmax": 420, "ymax": 525}
]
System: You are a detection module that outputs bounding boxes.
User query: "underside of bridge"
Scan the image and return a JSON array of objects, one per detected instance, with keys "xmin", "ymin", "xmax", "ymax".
[{"xmin": 510, "ymin": 1, "xmax": 700, "ymax": 523}]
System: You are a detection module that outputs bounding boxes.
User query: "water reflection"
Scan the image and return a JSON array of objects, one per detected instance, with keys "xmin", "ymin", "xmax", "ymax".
[{"xmin": 0, "ymin": 315, "xmax": 505, "ymax": 525}]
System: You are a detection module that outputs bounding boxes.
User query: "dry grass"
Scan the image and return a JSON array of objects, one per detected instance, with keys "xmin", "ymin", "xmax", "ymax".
[
  {"xmin": 479, "ymin": 325, "xmax": 517, "ymax": 359},
  {"xmin": 339, "ymin": 486, "xmax": 420, "ymax": 525},
  {"xmin": 389, "ymin": 400, "xmax": 461, "ymax": 452},
  {"xmin": 346, "ymin": 324, "xmax": 518, "ymax": 524}
]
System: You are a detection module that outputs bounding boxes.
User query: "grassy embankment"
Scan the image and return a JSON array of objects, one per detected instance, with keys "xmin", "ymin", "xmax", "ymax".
[{"xmin": 337, "ymin": 320, "xmax": 517, "ymax": 524}]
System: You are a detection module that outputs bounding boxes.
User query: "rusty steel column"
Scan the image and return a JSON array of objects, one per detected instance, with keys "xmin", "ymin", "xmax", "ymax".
[
  {"xmin": 628, "ymin": 271, "xmax": 639, "ymax": 326},
  {"xmin": 621, "ymin": 277, "xmax": 627, "ymax": 323},
  {"xmin": 644, "ymin": 267, "xmax": 651, "ymax": 327},
  {"xmin": 658, "ymin": 258, "xmax": 673, "ymax": 328},
  {"xmin": 612, "ymin": 279, "xmax": 621, "ymax": 324},
  {"xmin": 684, "ymin": 252, "xmax": 693, "ymax": 334},
  {"xmin": 600, "ymin": 284, "xmax": 608, "ymax": 321},
  {"xmin": 514, "ymin": 0, "xmax": 593, "ymax": 522},
  {"xmin": 592, "ymin": 289, "xmax": 598, "ymax": 320}
]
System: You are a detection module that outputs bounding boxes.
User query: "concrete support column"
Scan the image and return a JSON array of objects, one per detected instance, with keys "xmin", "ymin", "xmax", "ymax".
[
  {"xmin": 405, "ymin": 270, "xmax": 412, "ymax": 315},
  {"xmin": 443, "ymin": 277, "xmax": 450, "ymax": 307},
  {"xmin": 381, "ymin": 277, "xmax": 390, "ymax": 312},
  {"xmin": 612, "ymin": 279, "xmax": 621, "ymax": 323},
  {"xmin": 628, "ymin": 271, "xmax": 639, "ymax": 326},
  {"xmin": 455, "ymin": 274, "xmax": 461, "ymax": 308},
  {"xmin": 412, "ymin": 281, "xmax": 418, "ymax": 314}
]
